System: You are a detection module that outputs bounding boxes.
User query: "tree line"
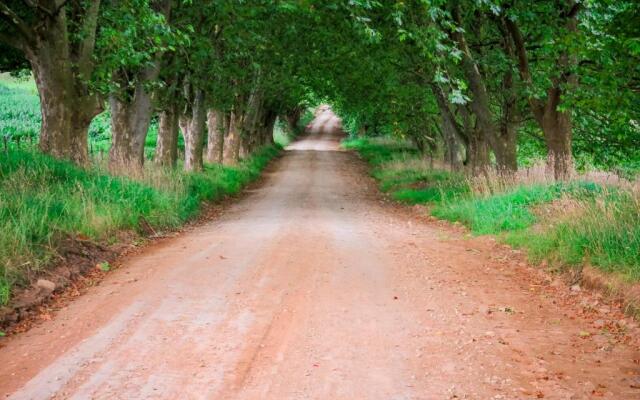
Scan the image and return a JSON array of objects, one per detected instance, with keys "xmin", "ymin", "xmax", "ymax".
[
  {"xmin": 1, "ymin": 1, "xmax": 638, "ymax": 179},
  {"xmin": 0, "ymin": 1, "xmax": 315, "ymax": 172}
]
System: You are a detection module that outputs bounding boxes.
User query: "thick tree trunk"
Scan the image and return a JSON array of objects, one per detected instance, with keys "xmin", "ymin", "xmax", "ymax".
[
  {"xmin": 155, "ymin": 103, "xmax": 179, "ymax": 167},
  {"xmin": 456, "ymin": 104, "xmax": 490, "ymax": 176},
  {"xmin": 238, "ymin": 93, "xmax": 267, "ymax": 158},
  {"xmin": 239, "ymin": 136, "xmax": 251, "ymax": 159},
  {"xmin": 261, "ymin": 111, "xmax": 277, "ymax": 146},
  {"xmin": 541, "ymin": 94, "xmax": 573, "ymax": 180},
  {"xmin": 205, "ymin": 109, "xmax": 225, "ymax": 164},
  {"xmin": 181, "ymin": 90, "xmax": 207, "ymax": 172},
  {"xmin": 443, "ymin": 129, "xmax": 465, "ymax": 171},
  {"xmin": 108, "ymin": 88, "xmax": 155, "ymax": 172},
  {"xmin": 467, "ymin": 129, "xmax": 490, "ymax": 177},
  {"xmin": 223, "ymin": 111, "xmax": 243, "ymax": 165},
  {"xmin": 494, "ymin": 64, "xmax": 519, "ymax": 175},
  {"xmin": 28, "ymin": 42, "xmax": 101, "ymax": 165},
  {"xmin": 108, "ymin": 55, "xmax": 162, "ymax": 171},
  {"xmin": 9, "ymin": 1, "xmax": 103, "ymax": 165},
  {"xmin": 285, "ymin": 107, "xmax": 302, "ymax": 134},
  {"xmin": 505, "ymin": 11, "xmax": 577, "ymax": 180},
  {"xmin": 493, "ymin": 124, "xmax": 518, "ymax": 175},
  {"xmin": 451, "ymin": 7, "xmax": 518, "ymax": 175}
]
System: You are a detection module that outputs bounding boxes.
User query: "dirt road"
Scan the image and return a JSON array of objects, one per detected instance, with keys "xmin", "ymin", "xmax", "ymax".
[{"xmin": 1, "ymin": 108, "xmax": 639, "ymax": 399}]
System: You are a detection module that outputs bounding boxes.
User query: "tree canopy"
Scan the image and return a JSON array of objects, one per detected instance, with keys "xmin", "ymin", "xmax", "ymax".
[{"xmin": 0, "ymin": 0, "xmax": 638, "ymax": 176}]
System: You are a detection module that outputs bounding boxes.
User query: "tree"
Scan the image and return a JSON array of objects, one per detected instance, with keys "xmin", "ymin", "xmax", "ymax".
[
  {"xmin": 504, "ymin": 1, "xmax": 581, "ymax": 180},
  {"xmin": 0, "ymin": 1, "xmax": 103, "ymax": 164},
  {"xmin": 103, "ymin": 0, "xmax": 174, "ymax": 172}
]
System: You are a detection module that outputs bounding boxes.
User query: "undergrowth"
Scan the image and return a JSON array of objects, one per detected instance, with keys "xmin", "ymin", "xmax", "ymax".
[
  {"xmin": 344, "ymin": 137, "xmax": 640, "ymax": 282},
  {"xmin": 0, "ymin": 145, "xmax": 281, "ymax": 304}
]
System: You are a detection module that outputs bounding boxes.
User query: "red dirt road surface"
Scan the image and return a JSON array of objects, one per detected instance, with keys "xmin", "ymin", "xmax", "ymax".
[{"xmin": 1, "ymin": 108, "xmax": 639, "ymax": 399}]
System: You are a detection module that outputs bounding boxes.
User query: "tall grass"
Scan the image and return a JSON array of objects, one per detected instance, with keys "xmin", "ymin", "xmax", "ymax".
[
  {"xmin": 0, "ymin": 145, "xmax": 281, "ymax": 303},
  {"xmin": 344, "ymin": 137, "xmax": 640, "ymax": 281}
]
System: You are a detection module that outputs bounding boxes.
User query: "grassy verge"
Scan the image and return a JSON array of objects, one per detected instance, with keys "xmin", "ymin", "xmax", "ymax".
[
  {"xmin": 0, "ymin": 145, "xmax": 281, "ymax": 304},
  {"xmin": 344, "ymin": 137, "xmax": 640, "ymax": 282}
]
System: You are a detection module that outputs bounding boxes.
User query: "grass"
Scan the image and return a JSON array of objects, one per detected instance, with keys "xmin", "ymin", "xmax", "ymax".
[
  {"xmin": 344, "ymin": 136, "xmax": 640, "ymax": 282},
  {"xmin": 432, "ymin": 181, "xmax": 602, "ymax": 234},
  {"xmin": 0, "ymin": 74, "xmax": 312, "ymax": 307},
  {"xmin": 506, "ymin": 189, "xmax": 640, "ymax": 279},
  {"xmin": 0, "ymin": 74, "xmax": 40, "ymax": 143},
  {"xmin": 343, "ymin": 137, "xmax": 469, "ymax": 204},
  {"xmin": 0, "ymin": 73, "xmax": 163, "ymax": 156},
  {"xmin": 0, "ymin": 144, "xmax": 281, "ymax": 304}
]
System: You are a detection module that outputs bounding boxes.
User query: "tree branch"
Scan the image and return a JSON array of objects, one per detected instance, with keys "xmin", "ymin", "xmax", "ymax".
[
  {"xmin": 21, "ymin": 0, "xmax": 54, "ymax": 17},
  {"xmin": 563, "ymin": 2, "xmax": 581, "ymax": 19},
  {"xmin": 504, "ymin": 17, "xmax": 545, "ymax": 122},
  {"xmin": 52, "ymin": 0, "xmax": 71, "ymax": 17},
  {"xmin": 77, "ymin": 0, "xmax": 101, "ymax": 77}
]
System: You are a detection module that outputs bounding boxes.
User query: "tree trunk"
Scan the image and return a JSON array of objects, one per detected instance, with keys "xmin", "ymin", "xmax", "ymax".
[
  {"xmin": 431, "ymin": 83, "xmax": 465, "ymax": 171},
  {"xmin": 261, "ymin": 111, "xmax": 277, "ymax": 146},
  {"xmin": 467, "ymin": 129, "xmax": 490, "ymax": 177},
  {"xmin": 493, "ymin": 124, "xmax": 518, "ymax": 175},
  {"xmin": 541, "ymin": 92, "xmax": 573, "ymax": 180},
  {"xmin": 182, "ymin": 90, "xmax": 207, "ymax": 172},
  {"xmin": 205, "ymin": 109, "xmax": 225, "ymax": 164},
  {"xmin": 284, "ymin": 107, "xmax": 302, "ymax": 134},
  {"xmin": 28, "ymin": 41, "xmax": 101, "ymax": 165},
  {"xmin": 238, "ymin": 93, "xmax": 266, "ymax": 157},
  {"xmin": 155, "ymin": 103, "xmax": 179, "ymax": 167},
  {"xmin": 7, "ymin": 1, "xmax": 103, "ymax": 165},
  {"xmin": 239, "ymin": 136, "xmax": 251, "ymax": 159},
  {"xmin": 505, "ymin": 11, "xmax": 578, "ymax": 180},
  {"xmin": 108, "ymin": 84, "xmax": 156, "ymax": 172},
  {"xmin": 223, "ymin": 111, "xmax": 243, "ymax": 165},
  {"xmin": 450, "ymin": 7, "xmax": 518, "ymax": 174},
  {"xmin": 108, "ymin": 46, "xmax": 163, "ymax": 171},
  {"xmin": 457, "ymin": 104, "xmax": 490, "ymax": 176}
]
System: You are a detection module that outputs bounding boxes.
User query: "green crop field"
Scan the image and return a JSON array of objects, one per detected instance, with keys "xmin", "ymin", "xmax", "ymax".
[{"xmin": 0, "ymin": 74, "xmax": 170, "ymax": 158}]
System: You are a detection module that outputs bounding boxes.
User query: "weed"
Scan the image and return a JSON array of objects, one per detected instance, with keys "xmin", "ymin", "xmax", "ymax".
[
  {"xmin": 0, "ymin": 278, "xmax": 9, "ymax": 305},
  {"xmin": 97, "ymin": 262, "xmax": 111, "ymax": 272}
]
